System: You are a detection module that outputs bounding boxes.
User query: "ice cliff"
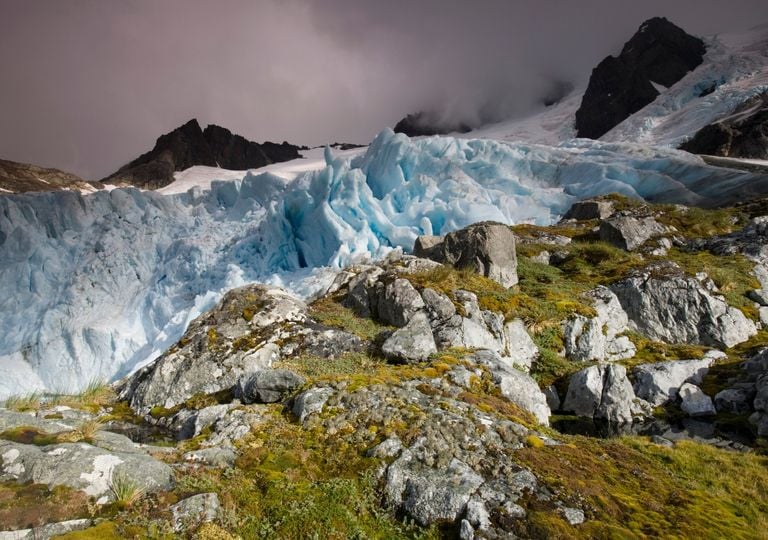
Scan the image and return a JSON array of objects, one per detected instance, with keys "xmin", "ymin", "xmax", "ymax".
[{"xmin": 1, "ymin": 129, "xmax": 765, "ymax": 398}]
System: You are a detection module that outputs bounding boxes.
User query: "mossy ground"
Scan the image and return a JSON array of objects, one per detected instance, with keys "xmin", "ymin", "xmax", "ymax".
[{"xmin": 515, "ymin": 436, "xmax": 768, "ymax": 539}]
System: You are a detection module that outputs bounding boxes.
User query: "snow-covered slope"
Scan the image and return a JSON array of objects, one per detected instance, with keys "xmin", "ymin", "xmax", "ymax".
[
  {"xmin": 469, "ymin": 23, "xmax": 768, "ymax": 147},
  {"xmin": 2, "ymin": 129, "xmax": 767, "ymax": 398}
]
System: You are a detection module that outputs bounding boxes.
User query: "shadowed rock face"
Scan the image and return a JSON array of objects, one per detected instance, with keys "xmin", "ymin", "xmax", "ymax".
[
  {"xmin": 101, "ymin": 119, "xmax": 302, "ymax": 189},
  {"xmin": 575, "ymin": 17, "xmax": 706, "ymax": 139},
  {"xmin": 680, "ymin": 92, "xmax": 768, "ymax": 159}
]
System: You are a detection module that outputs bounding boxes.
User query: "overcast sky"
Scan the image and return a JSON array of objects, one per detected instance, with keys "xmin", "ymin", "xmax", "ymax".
[{"xmin": 1, "ymin": 0, "xmax": 766, "ymax": 179}]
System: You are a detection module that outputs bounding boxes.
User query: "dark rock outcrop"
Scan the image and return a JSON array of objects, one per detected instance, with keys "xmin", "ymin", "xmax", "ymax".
[
  {"xmin": 0, "ymin": 158, "xmax": 98, "ymax": 194},
  {"xmin": 575, "ymin": 17, "xmax": 706, "ymax": 139},
  {"xmin": 393, "ymin": 111, "xmax": 472, "ymax": 137},
  {"xmin": 680, "ymin": 92, "xmax": 768, "ymax": 159},
  {"xmin": 101, "ymin": 119, "xmax": 302, "ymax": 189}
]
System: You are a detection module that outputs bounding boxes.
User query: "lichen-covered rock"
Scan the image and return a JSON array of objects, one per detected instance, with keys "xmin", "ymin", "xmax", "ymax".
[
  {"xmin": 236, "ymin": 369, "xmax": 306, "ymax": 404},
  {"xmin": 385, "ymin": 444, "xmax": 484, "ymax": 526},
  {"xmin": 633, "ymin": 355, "xmax": 716, "ymax": 406},
  {"xmin": 382, "ymin": 312, "xmax": 437, "ymax": 363},
  {"xmin": 170, "ymin": 493, "xmax": 221, "ymax": 532},
  {"xmin": 0, "ymin": 518, "xmax": 93, "ymax": 539},
  {"xmin": 599, "ymin": 216, "xmax": 667, "ymax": 251},
  {"xmin": 563, "ymin": 364, "xmax": 649, "ymax": 423},
  {"xmin": 678, "ymin": 383, "xmax": 716, "ymax": 416},
  {"xmin": 611, "ymin": 262, "xmax": 757, "ymax": 348},
  {"xmin": 421, "ymin": 287, "xmax": 456, "ymax": 323},
  {"xmin": 564, "ymin": 286, "xmax": 636, "ymax": 362},
  {"xmin": 292, "ymin": 387, "xmax": 335, "ymax": 423},
  {"xmin": 0, "ymin": 440, "xmax": 174, "ymax": 504},
  {"xmin": 120, "ymin": 284, "xmax": 362, "ymax": 414}
]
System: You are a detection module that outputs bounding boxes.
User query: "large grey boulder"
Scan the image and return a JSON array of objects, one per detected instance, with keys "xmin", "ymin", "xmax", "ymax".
[
  {"xmin": 564, "ymin": 286, "xmax": 636, "ymax": 362},
  {"xmin": 382, "ymin": 312, "xmax": 437, "ymax": 363},
  {"xmin": 563, "ymin": 199, "xmax": 614, "ymax": 220},
  {"xmin": 611, "ymin": 263, "xmax": 757, "ymax": 348},
  {"xmin": 599, "ymin": 215, "xmax": 667, "ymax": 251},
  {"xmin": 633, "ymin": 355, "xmax": 717, "ymax": 406},
  {"xmin": 417, "ymin": 222, "xmax": 518, "ymax": 288},
  {"xmin": 236, "ymin": 369, "xmax": 306, "ymax": 403},
  {"xmin": 375, "ymin": 278, "xmax": 425, "ymax": 327},
  {"xmin": 678, "ymin": 383, "xmax": 716, "ymax": 416},
  {"xmin": 0, "ymin": 440, "xmax": 174, "ymax": 505},
  {"xmin": 563, "ymin": 364, "xmax": 649, "ymax": 423},
  {"xmin": 468, "ymin": 350, "xmax": 551, "ymax": 425}
]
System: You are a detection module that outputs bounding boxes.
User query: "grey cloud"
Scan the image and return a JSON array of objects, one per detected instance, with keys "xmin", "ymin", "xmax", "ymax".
[{"xmin": 0, "ymin": 0, "xmax": 765, "ymax": 179}]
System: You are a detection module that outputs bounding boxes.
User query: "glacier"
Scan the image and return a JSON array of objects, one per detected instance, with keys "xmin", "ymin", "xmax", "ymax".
[{"xmin": 1, "ymin": 128, "xmax": 767, "ymax": 398}]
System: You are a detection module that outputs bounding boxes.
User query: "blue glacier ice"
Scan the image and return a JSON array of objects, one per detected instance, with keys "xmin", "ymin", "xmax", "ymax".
[{"xmin": 1, "ymin": 129, "xmax": 766, "ymax": 398}]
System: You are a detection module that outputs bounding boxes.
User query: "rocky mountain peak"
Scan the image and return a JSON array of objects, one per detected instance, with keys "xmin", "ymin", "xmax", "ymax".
[
  {"xmin": 100, "ymin": 119, "xmax": 302, "ymax": 189},
  {"xmin": 575, "ymin": 17, "xmax": 706, "ymax": 139}
]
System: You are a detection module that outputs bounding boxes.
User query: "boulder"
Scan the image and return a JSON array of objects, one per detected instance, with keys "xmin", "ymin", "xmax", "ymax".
[
  {"xmin": 345, "ymin": 267, "xmax": 384, "ymax": 318},
  {"xmin": 421, "ymin": 288, "xmax": 456, "ymax": 322},
  {"xmin": 611, "ymin": 262, "xmax": 757, "ymax": 348},
  {"xmin": 382, "ymin": 312, "xmax": 438, "ymax": 363},
  {"xmin": 183, "ymin": 447, "xmax": 237, "ymax": 468},
  {"xmin": 385, "ymin": 450, "xmax": 484, "ymax": 526},
  {"xmin": 292, "ymin": 387, "xmax": 335, "ymax": 423},
  {"xmin": 413, "ymin": 235, "xmax": 445, "ymax": 259},
  {"xmin": 599, "ymin": 216, "xmax": 667, "ymax": 251},
  {"xmin": 0, "ymin": 519, "xmax": 93, "ymax": 539},
  {"xmin": 0, "ymin": 440, "xmax": 174, "ymax": 505},
  {"xmin": 563, "ymin": 286, "xmax": 636, "ymax": 362},
  {"xmin": 418, "ymin": 222, "xmax": 518, "ymax": 288},
  {"xmin": 504, "ymin": 319, "xmax": 539, "ymax": 371},
  {"xmin": 562, "ymin": 364, "xmax": 648, "ymax": 423},
  {"xmin": 237, "ymin": 369, "xmax": 305, "ymax": 404},
  {"xmin": 170, "ymin": 493, "xmax": 221, "ymax": 532},
  {"xmin": 375, "ymin": 278, "xmax": 425, "ymax": 327},
  {"xmin": 633, "ymin": 356, "xmax": 715, "ymax": 406},
  {"xmin": 678, "ymin": 383, "xmax": 716, "ymax": 416},
  {"xmin": 468, "ymin": 350, "xmax": 551, "ymax": 425},
  {"xmin": 714, "ymin": 387, "xmax": 754, "ymax": 414},
  {"xmin": 563, "ymin": 199, "xmax": 614, "ymax": 220},
  {"xmin": 119, "ymin": 285, "xmax": 306, "ymax": 413}
]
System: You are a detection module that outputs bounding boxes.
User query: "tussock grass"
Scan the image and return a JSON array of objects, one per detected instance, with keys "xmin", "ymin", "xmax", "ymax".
[
  {"xmin": 109, "ymin": 471, "xmax": 145, "ymax": 509},
  {"xmin": 3, "ymin": 392, "xmax": 42, "ymax": 412}
]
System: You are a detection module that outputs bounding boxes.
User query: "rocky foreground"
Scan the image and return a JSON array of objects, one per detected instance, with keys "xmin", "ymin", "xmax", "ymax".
[{"xmin": 1, "ymin": 195, "xmax": 768, "ymax": 538}]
